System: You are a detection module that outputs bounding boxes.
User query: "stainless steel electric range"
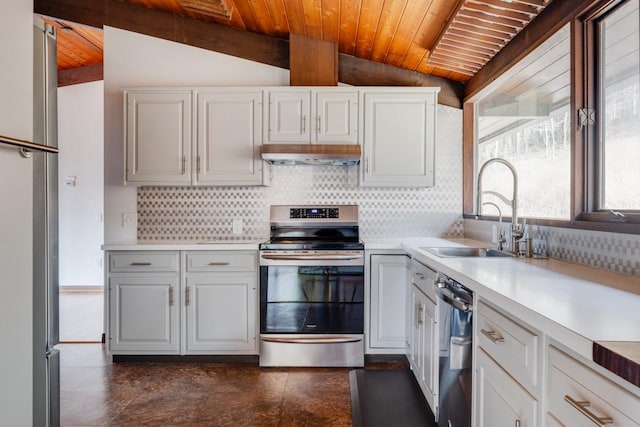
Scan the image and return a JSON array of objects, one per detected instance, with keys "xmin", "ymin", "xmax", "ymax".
[{"xmin": 258, "ymin": 205, "xmax": 365, "ymax": 367}]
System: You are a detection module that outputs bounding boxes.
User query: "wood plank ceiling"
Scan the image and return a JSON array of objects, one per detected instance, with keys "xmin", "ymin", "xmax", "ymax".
[{"xmin": 40, "ymin": 0, "xmax": 553, "ymax": 89}]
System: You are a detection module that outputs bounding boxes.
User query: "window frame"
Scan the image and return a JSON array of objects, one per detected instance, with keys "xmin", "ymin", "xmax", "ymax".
[{"xmin": 462, "ymin": 0, "xmax": 640, "ymax": 234}]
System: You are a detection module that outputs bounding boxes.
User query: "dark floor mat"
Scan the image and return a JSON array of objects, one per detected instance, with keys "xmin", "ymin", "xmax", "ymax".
[{"xmin": 349, "ymin": 369, "xmax": 436, "ymax": 427}]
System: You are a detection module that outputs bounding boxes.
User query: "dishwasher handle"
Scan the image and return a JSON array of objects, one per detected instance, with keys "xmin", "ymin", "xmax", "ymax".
[{"xmin": 438, "ymin": 287, "xmax": 473, "ymax": 313}]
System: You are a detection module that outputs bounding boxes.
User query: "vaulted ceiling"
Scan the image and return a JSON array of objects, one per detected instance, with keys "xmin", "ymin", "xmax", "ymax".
[{"xmin": 34, "ymin": 0, "xmax": 554, "ymax": 107}]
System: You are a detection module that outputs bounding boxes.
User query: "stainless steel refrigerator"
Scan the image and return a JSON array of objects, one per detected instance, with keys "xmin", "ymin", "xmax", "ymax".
[{"xmin": 33, "ymin": 17, "xmax": 60, "ymax": 427}]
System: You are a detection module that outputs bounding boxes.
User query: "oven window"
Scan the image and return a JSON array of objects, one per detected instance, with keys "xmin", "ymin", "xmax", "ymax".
[{"xmin": 260, "ymin": 265, "xmax": 364, "ymax": 334}]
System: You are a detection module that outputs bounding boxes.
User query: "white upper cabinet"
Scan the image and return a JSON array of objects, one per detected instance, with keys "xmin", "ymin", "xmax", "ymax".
[
  {"xmin": 265, "ymin": 88, "xmax": 358, "ymax": 144},
  {"xmin": 360, "ymin": 88, "xmax": 439, "ymax": 187},
  {"xmin": 124, "ymin": 88, "xmax": 265, "ymax": 186},
  {"xmin": 125, "ymin": 90, "xmax": 192, "ymax": 185},
  {"xmin": 196, "ymin": 90, "xmax": 263, "ymax": 185},
  {"xmin": 314, "ymin": 91, "xmax": 358, "ymax": 144}
]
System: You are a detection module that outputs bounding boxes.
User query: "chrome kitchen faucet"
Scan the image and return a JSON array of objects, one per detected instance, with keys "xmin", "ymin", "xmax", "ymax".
[{"xmin": 476, "ymin": 158, "xmax": 524, "ymax": 254}]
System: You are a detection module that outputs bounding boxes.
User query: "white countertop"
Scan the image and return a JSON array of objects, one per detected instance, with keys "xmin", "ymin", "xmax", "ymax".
[{"xmin": 402, "ymin": 238, "xmax": 640, "ymax": 360}]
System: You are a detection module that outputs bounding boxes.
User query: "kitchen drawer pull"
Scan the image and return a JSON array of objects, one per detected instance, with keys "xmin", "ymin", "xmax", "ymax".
[
  {"xmin": 185, "ymin": 286, "xmax": 191, "ymax": 306},
  {"xmin": 208, "ymin": 262, "xmax": 230, "ymax": 266},
  {"xmin": 417, "ymin": 304, "xmax": 424, "ymax": 325},
  {"xmin": 129, "ymin": 262, "xmax": 152, "ymax": 266},
  {"xmin": 564, "ymin": 395, "xmax": 614, "ymax": 426},
  {"xmin": 182, "ymin": 156, "xmax": 186, "ymax": 174},
  {"xmin": 415, "ymin": 272, "xmax": 425, "ymax": 279},
  {"xmin": 481, "ymin": 328, "xmax": 505, "ymax": 343},
  {"xmin": 169, "ymin": 286, "xmax": 174, "ymax": 306}
]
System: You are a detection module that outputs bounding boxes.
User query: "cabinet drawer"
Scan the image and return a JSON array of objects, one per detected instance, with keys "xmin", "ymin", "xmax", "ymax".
[
  {"xmin": 477, "ymin": 301, "xmax": 539, "ymax": 391},
  {"xmin": 547, "ymin": 346, "xmax": 640, "ymax": 426},
  {"xmin": 185, "ymin": 251, "xmax": 256, "ymax": 272},
  {"xmin": 109, "ymin": 252, "xmax": 179, "ymax": 273},
  {"xmin": 411, "ymin": 259, "xmax": 437, "ymax": 301}
]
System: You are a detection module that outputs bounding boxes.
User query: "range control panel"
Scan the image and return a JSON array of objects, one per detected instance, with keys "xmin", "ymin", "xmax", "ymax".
[{"xmin": 289, "ymin": 207, "xmax": 340, "ymax": 219}]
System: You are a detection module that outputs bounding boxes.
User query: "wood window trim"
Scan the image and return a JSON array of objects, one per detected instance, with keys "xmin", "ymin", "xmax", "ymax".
[{"xmin": 462, "ymin": 0, "xmax": 640, "ymax": 235}]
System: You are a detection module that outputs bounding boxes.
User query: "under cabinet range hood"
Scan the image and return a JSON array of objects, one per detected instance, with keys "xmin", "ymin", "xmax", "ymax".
[{"xmin": 261, "ymin": 144, "xmax": 361, "ymax": 166}]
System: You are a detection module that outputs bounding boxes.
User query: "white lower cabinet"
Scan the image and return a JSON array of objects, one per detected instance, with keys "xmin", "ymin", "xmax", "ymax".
[
  {"xmin": 184, "ymin": 274, "xmax": 257, "ymax": 353},
  {"xmin": 368, "ymin": 254, "xmax": 408, "ymax": 350},
  {"xmin": 107, "ymin": 250, "xmax": 257, "ymax": 355},
  {"xmin": 408, "ymin": 259, "xmax": 439, "ymax": 416},
  {"xmin": 108, "ymin": 251, "xmax": 181, "ymax": 353},
  {"xmin": 109, "ymin": 275, "xmax": 180, "ymax": 353},
  {"xmin": 546, "ymin": 344, "xmax": 640, "ymax": 426},
  {"xmin": 474, "ymin": 299, "xmax": 541, "ymax": 427},
  {"xmin": 476, "ymin": 348, "xmax": 538, "ymax": 427}
]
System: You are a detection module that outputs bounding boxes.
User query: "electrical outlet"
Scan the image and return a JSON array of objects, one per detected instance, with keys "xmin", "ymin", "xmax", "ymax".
[
  {"xmin": 232, "ymin": 219, "xmax": 243, "ymax": 235},
  {"xmin": 122, "ymin": 212, "xmax": 137, "ymax": 227}
]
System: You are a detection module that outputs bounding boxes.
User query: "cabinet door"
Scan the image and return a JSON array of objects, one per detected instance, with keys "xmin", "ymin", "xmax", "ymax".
[
  {"xmin": 196, "ymin": 90, "xmax": 263, "ymax": 185},
  {"xmin": 125, "ymin": 91, "xmax": 192, "ymax": 185},
  {"xmin": 185, "ymin": 275, "xmax": 257, "ymax": 353},
  {"xmin": 475, "ymin": 348, "xmax": 538, "ymax": 427},
  {"xmin": 410, "ymin": 286, "xmax": 438, "ymax": 415},
  {"xmin": 361, "ymin": 90, "xmax": 437, "ymax": 187},
  {"xmin": 266, "ymin": 90, "xmax": 311, "ymax": 143},
  {"xmin": 314, "ymin": 90, "xmax": 358, "ymax": 144},
  {"xmin": 109, "ymin": 276, "xmax": 179, "ymax": 353},
  {"xmin": 369, "ymin": 255, "xmax": 408, "ymax": 349}
]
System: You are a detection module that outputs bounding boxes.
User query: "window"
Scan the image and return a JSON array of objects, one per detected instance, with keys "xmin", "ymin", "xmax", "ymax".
[
  {"xmin": 596, "ymin": 0, "xmax": 640, "ymax": 211},
  {"xmin": 475, "ymin": 25, "xmax": 572, "ymax": 220}
]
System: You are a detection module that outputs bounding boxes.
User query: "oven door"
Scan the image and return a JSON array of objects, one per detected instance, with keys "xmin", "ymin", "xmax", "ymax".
[
  {"xmin": 260, "ymin": 251, "xmax": 364, "ymax": 334},
  {"xmin": 259, "ymin": 251, "xmax": 365, "ymax": 366}
]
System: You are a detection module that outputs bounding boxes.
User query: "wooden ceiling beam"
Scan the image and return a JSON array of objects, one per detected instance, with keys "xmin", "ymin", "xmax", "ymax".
[
  {"xmin": 58, "ymin": 63, "xmax": 104, "ymax": 87},
  {"xmin": 455, "ymin": 16, "xmax": 519, "ymax": 36},
  {"xmin": 338, "ymin": 54, "xmax": 465, "ymax": 108},
  {"xmin": 450, "ymin": 21, "xmax": 513, "ymax": 40},
  {"xmin": 465, "ymin": 2, "xmax": 531, "ymax": 22}
]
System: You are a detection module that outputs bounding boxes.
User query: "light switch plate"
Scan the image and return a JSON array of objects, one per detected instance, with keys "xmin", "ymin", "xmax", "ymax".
[{"xmin": 232, "ymin": 219, "xmax": 243, "ymax": 235}]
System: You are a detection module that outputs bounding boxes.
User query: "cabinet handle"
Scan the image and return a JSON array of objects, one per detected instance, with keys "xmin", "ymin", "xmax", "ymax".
[
  {"xmin": 415, "ymin": 272, "xmax": 425, "ymax": 279},
  {"xmin": 481, "ymin": 328, "xmax": 505, "ymax": 343},
  {"xmin": 417, "ymin": 304, "xmax": 424, "ymax": 325},
  {"xmin": 365, "ymin": 156, "xmax": 370, "ymax": 174},
  {"xmin": 414, "ymin": 303, "xmax": 420, "ymax": 328},
  {"xmin": 197, "ymin": 155, "xmax": 201, "ymax": 174},
  {"xmin": 302, "ymin": 115, "xmax": 306, "ymax": 133},
  {"xmin": 185, "ymin": 286, "xmax": 191, "ymax": 306},
  {"xmin": 564, "ymin": 395, "xmax": 614, "ymax": 426},
  {"xmin": 208, "ymin": 262, "xmax": 230, "ymax": 266},
  {"xmin": 129, "ymin": 262, "xmax": 152, "ymax": 266},
  {"xmin": 182, "ymin": 156, "xmax": 186, "ymax": 175},
  {"xmin": 169, "ymin": 286, "xmax": 174, "ymax": 306},
  {"xmin": 317, "ymin": 116, "xmax": 321, "ymax": 133}
]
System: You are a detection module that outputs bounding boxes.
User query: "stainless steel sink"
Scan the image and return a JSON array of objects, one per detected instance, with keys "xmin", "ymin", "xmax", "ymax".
[{"xmin": 422, "ymin": 247, "xmax": 516, "ymax": 258}]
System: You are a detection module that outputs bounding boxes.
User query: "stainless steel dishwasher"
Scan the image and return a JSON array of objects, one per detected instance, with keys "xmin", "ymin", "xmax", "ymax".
[{"xmin": 436, "ymin": 274, "xmax": 473, "ymax": 427}]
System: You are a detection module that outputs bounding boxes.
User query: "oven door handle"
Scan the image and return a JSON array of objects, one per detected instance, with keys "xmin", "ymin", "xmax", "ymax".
[
  {"xmin": 260, "ymin": 253, "xmax": 364, "ymax": 261},
  {"xmin": 261, "ymin": 336, "xmax": 363, "ymax": 344}
]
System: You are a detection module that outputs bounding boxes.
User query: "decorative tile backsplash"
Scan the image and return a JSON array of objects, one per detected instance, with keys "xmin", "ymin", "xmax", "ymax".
[
  {"xmin": 465, "ymin": 219, "xmax": 640, "ymax": 277},
  {"xmin": 138, "ymin": 105, "xmax": 464, "ymax": 242}
]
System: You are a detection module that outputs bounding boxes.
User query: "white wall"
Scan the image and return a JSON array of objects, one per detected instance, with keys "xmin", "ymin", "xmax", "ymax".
[
  {"xmin": 0, "ymin": 0, "xmax": 33, "ymax": 424},
  {"xmin": 103, "ymin": 27, "xmax": 289, "ymax": 243},
  {"xmin": 58, "ymin": 81, "xmax": 104, "ymax": 286}
]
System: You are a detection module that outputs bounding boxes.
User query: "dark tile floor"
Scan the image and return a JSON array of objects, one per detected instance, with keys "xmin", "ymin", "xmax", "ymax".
[{"xmin": 60, "ymin": 344, "xmax": 404, "ymax": 426}]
